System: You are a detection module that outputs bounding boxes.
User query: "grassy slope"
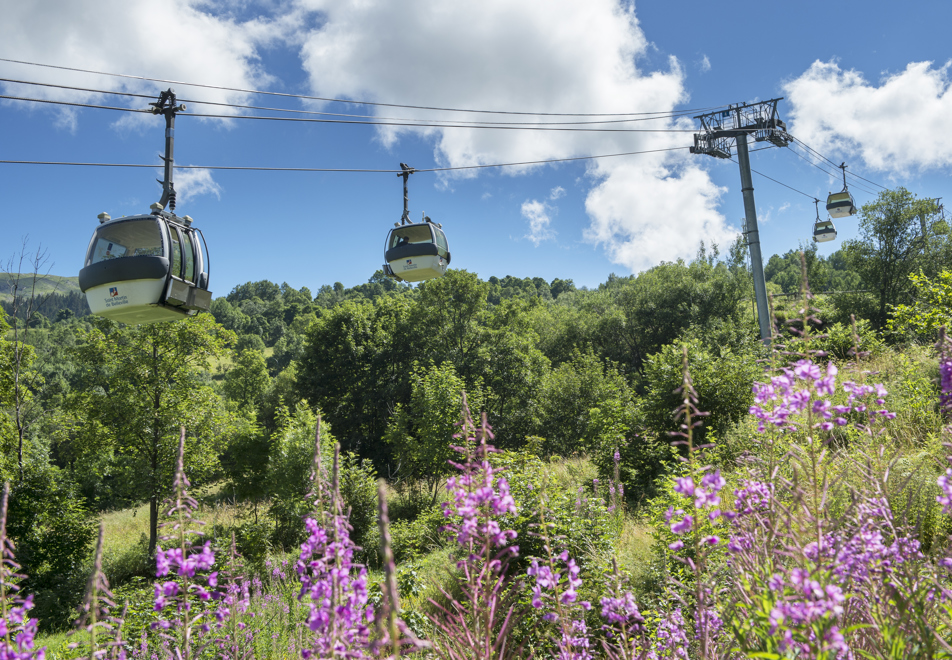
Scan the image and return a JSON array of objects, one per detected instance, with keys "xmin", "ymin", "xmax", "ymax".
[{"xmin": 0, "ymin": 273, "xmax": 81, "ymax": 303}]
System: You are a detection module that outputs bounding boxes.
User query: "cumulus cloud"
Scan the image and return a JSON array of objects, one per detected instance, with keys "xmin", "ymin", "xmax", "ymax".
[
  {"xmin": 785, "ymin": 60, "xmax": 952, "ymax": 174},
  {"xmin": 549, "ymin": 186, "xmax": 566, "ymax": 200},
  {"xmin": 522, "ymin": 199, "xmax": 556, "ymax": 245},
  {"xmin": 174, "ymin": 168, "xmax": 223, "ymax": 203},
  {"xmin": 0, "ymin": 0, "xmax": 282, "ymax": 129},
  {"xmin": 699, "ymin": 55, "xmax": 711, "ymax": 74},
  {"xmin": 585, "ymin": 161, "xmax": 732, "ymax": 268},
  {"xmin": 295, "ymin": 0, "xmax": 735, "ymax": 271}
]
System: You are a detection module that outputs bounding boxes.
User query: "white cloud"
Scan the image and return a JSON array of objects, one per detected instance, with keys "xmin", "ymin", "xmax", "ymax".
[
  {"xmin": 584, "ymin": 162, "xmax": 733, "ymax": 268},
  {"xmin": 699, "ymin": 55, "xmax": 711, "ymax": 74},
  {"xmin": 779, "ymin": 202, "xmax": 791, "ymax": 213},
  {"xmin": 0, "ymin": 0, "xmax": 282, "ymax": 130},
  {"xmin": 294, "ymin": 0, "xmax": 735, "ymax": 271},
  {"xmin": 549, "ymin": 186, "xmax": 566, "ymax": 200},
  {"xmin": 521, "ymin": 199, "xmax": 555, "ymax": 245},
  {"xmin": 174, "ymin": 168, "xmax": 223, "ymax": 203},
  {"xmin": 785, "ymin": 60, "xmax": 952, "ymax": 174}
]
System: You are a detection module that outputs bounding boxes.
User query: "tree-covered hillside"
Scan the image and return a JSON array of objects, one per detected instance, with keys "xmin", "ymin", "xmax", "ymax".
[{"xmin": 3, "ymin": 188, "xmax": 952, "ymax": 657}]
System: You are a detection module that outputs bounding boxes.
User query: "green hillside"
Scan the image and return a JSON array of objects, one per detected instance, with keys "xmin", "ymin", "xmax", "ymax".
[{"xmin": 0, "ymin": 272, "xmax": 81, "ymax": 303}]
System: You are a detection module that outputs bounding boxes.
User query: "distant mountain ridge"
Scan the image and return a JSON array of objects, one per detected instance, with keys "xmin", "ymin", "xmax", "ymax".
[{"xmin": 0, "ymin": 273, "xmax": 81, "ymax": 303}]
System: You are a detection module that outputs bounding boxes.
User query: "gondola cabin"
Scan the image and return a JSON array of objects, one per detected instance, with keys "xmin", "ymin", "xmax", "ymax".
[
  {"xmin": 813, "ymin": 218, "xmax": 837, "ymax": 243},
  {"xmin": 826, "ymin": 190, "xmax": 856, "ymax": 219},
  {"xmin": 79, "ymin": 207, "xmax": 212, "ymax": 324},
  {"xmin": 383, "ymin": 221, "xmax": 450, "ymax": 282}
]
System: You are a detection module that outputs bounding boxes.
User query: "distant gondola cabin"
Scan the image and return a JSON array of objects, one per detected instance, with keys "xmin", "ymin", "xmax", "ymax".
[
  {"xmin": 383, "ymin": 221, "xmax": 450, "ymax": 282},
  {"xmin": 813, "ymin": 218, "xmax": 837, "ymax": 243}
]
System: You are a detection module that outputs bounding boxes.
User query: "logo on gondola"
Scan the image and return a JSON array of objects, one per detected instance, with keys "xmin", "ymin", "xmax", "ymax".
[
  {"xmin": 109, "ymin": 287, "xmax": 119, "ymax": 297},
  {"xmin": 406, "ymin": 259, "xmax": 412, "ymax": 265}
]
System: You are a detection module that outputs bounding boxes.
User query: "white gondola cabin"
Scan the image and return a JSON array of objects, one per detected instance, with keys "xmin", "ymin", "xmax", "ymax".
[
  {"xmin": 813, "ymin": 218, "xmax": 837, "ymax": 243},
  {"xmin": 383, "ymin": 220, "xmax": 450, "ymax": 282},
  {"xmin": 79, "ymin": 208, "xmax": 211, "ymax": 324},
  {"xmin": 826, "ymin": 191, "xmax": 856, "ymax": 219},
  {"xmin": 826, "ymin": 162, "xmax": 857, "ymax": 219}
]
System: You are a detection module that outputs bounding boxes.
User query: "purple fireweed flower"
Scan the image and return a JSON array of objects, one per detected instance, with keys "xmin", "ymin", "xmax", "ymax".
[
  {"xmin": 939, "ymin": 468, "xmax": 952, "ymax": 514},
  {"xmin": 442, "ymin": 430, "xmax": 518, "ymax": 553},
  {"xmin": 750, "ymin": 358, "xmax": 893, "ymax": 432},
  {"xmin": 152, "ymin": 430, "xmax": 220, "ymax": 642},
  {"xmin": 940, "ymin": 352, "xmax": 952, "ymax": 413},
  {"xmin": 649, "ymin": 609, "xmax": 690, "ymax": 659},
  {"xmin": 793, "ymin": 359, "xmax": 822, "ymax": 381},
  {"xmin": 296, "ymin": 513, "xmax": 372, "ymax": 657},
  {"xmin": 528, "ymin": 543, "xmax": 592, "ymax": 658},
  {"xmin": 673, "ymin": 477, "xmax": 695, "ymax": 496},
  {"xmin": 0, "ymin": 594, "xmax": 44, "ymax": 660},
  {"xmin": 670, "ymin": 515, "xmax": 693, "ymax": 535},
  {"xmin": 601, "ymin": 592, "xmax": 644, "ymax": 629}
]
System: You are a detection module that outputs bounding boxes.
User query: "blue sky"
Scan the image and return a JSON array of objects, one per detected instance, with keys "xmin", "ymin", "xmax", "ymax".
[{"xmin": 3, "ymin": 0, "xmax": 952, "ymax": 296}]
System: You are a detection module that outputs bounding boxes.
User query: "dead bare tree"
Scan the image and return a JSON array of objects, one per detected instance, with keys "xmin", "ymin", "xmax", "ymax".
[{"xmin": 3, "ymin": 237, "xmax": 57, "ymax": 480}]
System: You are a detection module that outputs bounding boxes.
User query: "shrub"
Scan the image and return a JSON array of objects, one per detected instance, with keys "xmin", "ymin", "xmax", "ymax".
[
  {"xmin": 619, "ymin": 339, "xmax": 760, "ymax": 499},
  {"xmin": 7, "ymin": 463, "xmax": 95, "ymax": 630}
]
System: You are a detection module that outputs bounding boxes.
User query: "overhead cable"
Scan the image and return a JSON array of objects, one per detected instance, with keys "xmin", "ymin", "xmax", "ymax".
[
  {"xmin": 785, "ymin": 142, "xmax": 879, "ymax": 196},
  {"xmin": 183, "ymin": 109, "xmax": 698, "ymax": 132},
  {"xmin": 0, "ymin": 146, "xmax": 690, "ymax": 174},
  {"xmin": 1, "ymin": 77, "xmax": 706, "ymax": 126},
  {"xmin": 728, "ymin": 156, "xmax": 815, "ymax": 201},
  {"xmin": 788, "ymin": 135, "xmax": 887, "ymax": 191},
  {"xmin": 0, "ymin": 57, "xmax": 730, "ymax": 118},
  {"xmin": 1, "ymin": 94, "xmax": 697, "ymax": 132},
  {"xmin": 0, "ymin": 94, "xmax": 150, "ymax": 114}
]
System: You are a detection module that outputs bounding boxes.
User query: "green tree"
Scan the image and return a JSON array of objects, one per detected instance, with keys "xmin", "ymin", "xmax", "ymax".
[
  {"xmin": 0, "ymin": 315, "xmax": 22, "ymax": 479},
  {"xmin": 296, "ymin": 295, "xmax": 416, "ymax": 466},
  {"xmin": 384, "ymin": 362, "xmax": 481, "ymax": 503},
  {"xmin": 887, "ymin": 270, "xmax": 952, "ymax": 340},
  {"xmin": 598, "ymin": 256, "xmax": 749, "ymax": 376},
  {"xmin": 841, "ymin": 188, "xmax": 950, "ymax": 327},
  {"xmin": 764, "ymin": 243, "xmax": 832, "ymax": 294},
  {"xmin": 416, "ymin": 270, "xmax": 489, "ymax": 383},
  {"xmin": 538, "ymin": 350, "xmax": 634, "ymax": 456},
  {"xmin": 70, "ymin": 314, "xmax": 235, "ymax": 553},
  {"xmin": 224, "ymin": 349, "xmax": 272, "ymax": 411},
  {"xmin": 479, "ymin": 299, "xmax": 549, "ymax": 445},
  {"xmin": 7, "ymin": 463, "xmax": 95, "ymax": 629},
  {"xmin": 266, "ymin": 406, "xmax": 377, "ymax": 554},
  {"xmin": 623, "ymin": 339, "xmax": 760, "ymax": 498}
]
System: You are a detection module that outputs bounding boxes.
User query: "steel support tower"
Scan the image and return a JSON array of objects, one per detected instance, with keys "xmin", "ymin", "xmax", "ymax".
[{"xmin": 691, "ymin": 99, "xmax": 790, "ymax": 342}]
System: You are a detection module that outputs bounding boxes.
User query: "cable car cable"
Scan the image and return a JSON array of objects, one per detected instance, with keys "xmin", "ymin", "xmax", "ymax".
[
  {"xmin": 788, "ymin": 135, "xmax": 887, "ymax": 190},
  {"xmin": 0, "ymin": 145, "xmax": 692, "ymax": 173},
  {"xmin": 784, "ymin": 141, "xmax": 879, "ymax": 196},
  {"xmin": 0, "ymin": 94, "xmax": 151, "ymax": 114},
  {"xmin": 0, "ymin": 77, "xmax": 714, "ymax": 126},
  {"xmin": 0, "ymin": 57, "xmax": 732, "ymax": 118},
  {"xmin": 181, "ymin": 110, "xmax": 700, "ymax": 132},
  {"xmin": 727, "ymin": 156, "xmax": 815, "ymax": 200},
  {"xmin": 2, "ymin": 94, "xmax": 700, "ymax": 132}
]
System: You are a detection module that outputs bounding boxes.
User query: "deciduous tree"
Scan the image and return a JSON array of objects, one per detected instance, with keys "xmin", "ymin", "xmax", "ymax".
[
  {"xmin": 842, "ymin": 188, "xmax": 950, "ymax": 327},
  {"xmin": 70, "ymin": 314, "xmax": 234, "ymax": 553}
]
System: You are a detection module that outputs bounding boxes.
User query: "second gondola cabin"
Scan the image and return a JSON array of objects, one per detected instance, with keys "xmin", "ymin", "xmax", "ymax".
[
  {"xmin": 383, "ymin": 220, "xmax": 450, "ymax": 282},
  {"xmin": 813, "ymin": 218, "xmax": 837, "ymax": 243},
  {"xmin": 79, "ymin": 206, "xmax": 212, "ymax": 324}
]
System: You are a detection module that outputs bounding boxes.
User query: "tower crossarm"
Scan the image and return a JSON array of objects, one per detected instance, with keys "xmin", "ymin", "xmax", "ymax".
[{"xmin": 690, "ymin": 98, "xmax": 790, "ymax": 158}]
